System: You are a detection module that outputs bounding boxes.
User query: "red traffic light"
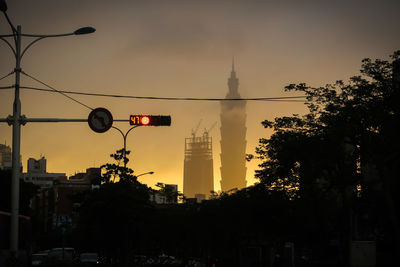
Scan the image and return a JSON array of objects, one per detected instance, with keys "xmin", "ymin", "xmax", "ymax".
[
  {"xmin": 141, "ymin": 116, "xmax": 150, "ymax": 125},
  {"xmin": 130, "ymin": 115, "xmax": 171, "ymax": 126}
]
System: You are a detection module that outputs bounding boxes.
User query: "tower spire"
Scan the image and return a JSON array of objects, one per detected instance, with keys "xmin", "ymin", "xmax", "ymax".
[
  {"xmin": 227, "ymin": 58, "xmax": 239, "ymax": 97},
  {"xmin": 231, "ymin": 57, "xmax": 236, "ymax": 78}
]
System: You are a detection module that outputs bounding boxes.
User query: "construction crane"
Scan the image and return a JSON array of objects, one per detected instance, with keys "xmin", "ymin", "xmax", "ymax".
[
  {"xmin": 191, "ymin": 119, "xmax": 202, "ymax": 138},
  {"xmin": 203, "ymin": 122, "xmax": 217, "ymax": 137}
]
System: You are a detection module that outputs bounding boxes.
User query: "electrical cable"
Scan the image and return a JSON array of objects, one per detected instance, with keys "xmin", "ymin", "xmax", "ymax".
[
  {"xmin": 19, "ymin": 86, "xmax": 307, "ymax": 102},
  {"xmin": 21, "ymin": 71, "xmax": 93, "ymax": 110},
  {"xmin": 0, "ymin": 70, "xmax": 14, "ymax": 81},
  {"xmin": 0, "ymin": 85, "xmax": 13, "ymax": 89},
  {"xmin": 19, "ymin": 71, "xmax": 307, "ymax": 103}
]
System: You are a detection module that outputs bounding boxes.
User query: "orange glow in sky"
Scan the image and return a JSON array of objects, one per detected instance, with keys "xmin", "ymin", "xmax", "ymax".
[{"xmin": 1, "ymin": 0, "xmax": 399, "ymax": 192}]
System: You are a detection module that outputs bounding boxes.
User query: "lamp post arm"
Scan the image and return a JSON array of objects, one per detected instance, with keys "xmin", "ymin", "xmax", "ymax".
[
  {"xmin": 126, "ymin": 125, "xmax": 139, "ymax": 137},
  {"xmin": 136, "ymin": 171, "xmax": 154, "ymax": 178},
  {"xmin": 111, "ymin": 125, "xmax": 139, "ymax": 168},
  {"xmin": 111, "ymin": 126, "xmax": 125, "ymax": 140},
  {"xmin": 0, "ymin": 36, "xmax": 16, "ymax": 56},
  {"xmin": 20, "ymin": 31, "xmax": 83, "ymax": 59},
  {"xmin": 111, "ymin": 126, "xmax": 128, "ymax": 160},
  {"xmin": 21, "ymin": 32, "xmax": 74, "ymax": 38},
  {"xmin": 124, "ymin": 125, "xmax": 139, "ymax": 155},
  {"xmin": 20, "ymin": 36, "xmax": 46, "ymax": 59}
]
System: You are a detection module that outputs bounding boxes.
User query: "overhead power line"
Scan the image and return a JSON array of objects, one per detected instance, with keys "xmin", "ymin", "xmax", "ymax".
[
  {"xmin": 0, "ymin": 70, "xmax": 14, "ymax": 81},
  {"xmin": 16, "ymin": 71, "xmax": 307, "ymax": 103},
  {"xmin": 21, "ymin": 71, "xmax": 94, "ymax": 110},
  {"xmin": 0, "ymin": 85, "xmax": 14, "ymax": 89},
  {"xmin": 19, "ymin": 86, "xmax": 306, "ymax": 102}
]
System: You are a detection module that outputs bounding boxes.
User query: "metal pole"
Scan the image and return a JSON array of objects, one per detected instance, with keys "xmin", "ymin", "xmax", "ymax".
[
  {"xmin": 111, "ymin": 126, "xmax": 138, "ymax": 168},
  {"xmin": 123, "ymin": 135, "xmax": 127, "ymax": 168},
  {"xmin": 10, "ymin": 24, "xmax": 21, "ymax": 256},
  {"xmin": 123, "ymin": 126, "xmax": 138, "ymax": 168}
]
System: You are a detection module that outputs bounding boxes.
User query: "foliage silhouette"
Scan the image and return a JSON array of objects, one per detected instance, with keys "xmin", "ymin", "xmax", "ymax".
[
  {"xmin": 249, "ymin": 50, "xmax": 400, "ymax": 262},
  {"xmin": 0, "ymin": 169, "xmax": 39, "ymax": 215},
  {"xmin": 74, "ymin": 148, "xmax": 153, "ymax": 263},
  {"xmin": 97, "ymin": 148, "xmax": 137, "ymax": 184}
]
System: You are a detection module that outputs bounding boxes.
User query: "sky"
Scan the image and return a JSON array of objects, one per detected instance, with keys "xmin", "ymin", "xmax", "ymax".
[{"xmin": 1, "ymin": 0, "xmax": 400, "ymax": 192}]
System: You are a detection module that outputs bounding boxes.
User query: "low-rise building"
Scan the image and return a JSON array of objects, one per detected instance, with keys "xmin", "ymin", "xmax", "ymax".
[
  {"xmin": 32, "ymin": 167, "xmax": 100, "ymax": 231},
  {"xmin": 21, "ymin": 157, "xmax": 66, "ymax": 190},
  {"xmin": 150, "ymin": 184, "xmax": 179, "ymax": 204}
]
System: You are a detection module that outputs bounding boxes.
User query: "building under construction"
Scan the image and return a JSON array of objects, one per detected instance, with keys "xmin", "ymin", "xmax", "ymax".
[{"xmin": 183, "ymin": 130, "xmax": 214, "ymax": 200}]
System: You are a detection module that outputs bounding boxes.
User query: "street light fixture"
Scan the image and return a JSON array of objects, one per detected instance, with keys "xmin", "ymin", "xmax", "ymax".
[
  {"xmin": 136, "ymin": 171, "xmax": 155, "ymax": 178},
  {"xmin": 0, "ymin": 0, "xmax": 7, "ymax": 12},
  {"xmin": 0, "ymin": 0, "xmax": 95, "ymax": 261},
  {"xmin": 74, "ymin": 26, "xmax": 96, "ymax": 35}
]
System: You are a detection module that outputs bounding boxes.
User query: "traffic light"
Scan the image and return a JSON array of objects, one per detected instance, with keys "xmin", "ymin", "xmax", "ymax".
[{"xmin": 129, "ymin": 115, "xmax": 171, "ymax": 126}]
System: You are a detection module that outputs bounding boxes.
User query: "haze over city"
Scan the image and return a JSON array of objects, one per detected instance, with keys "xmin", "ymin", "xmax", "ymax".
[{"xmin": 1, "ymin": 0, "xmax": 400, "ymax": 192}]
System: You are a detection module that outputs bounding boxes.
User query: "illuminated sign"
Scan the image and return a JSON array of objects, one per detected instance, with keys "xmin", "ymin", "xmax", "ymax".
[{"xmin": 129, "ymin": 115, "xmax": 171, "ymax": 126}]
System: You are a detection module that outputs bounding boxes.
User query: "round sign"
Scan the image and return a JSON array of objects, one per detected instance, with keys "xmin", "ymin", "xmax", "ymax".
[{"xmin": 88, "ymin": 108, "xmax": 113, "ymax": 133}]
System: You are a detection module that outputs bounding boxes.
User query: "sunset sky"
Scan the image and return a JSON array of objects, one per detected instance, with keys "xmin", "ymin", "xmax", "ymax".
[{"xmin": 1, "ymin": 0, "xmax": 399, "ymax": 192}]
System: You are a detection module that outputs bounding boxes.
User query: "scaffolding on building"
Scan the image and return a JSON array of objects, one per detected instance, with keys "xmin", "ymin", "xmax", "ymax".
[{"xmin": 183, "ymin": 130, "xmax": 214, "ymax": 200}]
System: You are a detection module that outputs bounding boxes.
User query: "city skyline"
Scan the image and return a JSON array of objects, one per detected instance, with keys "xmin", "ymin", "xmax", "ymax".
[{"xmin": 1, "ymin": 0, "xmax": 400, "ymax": 192}]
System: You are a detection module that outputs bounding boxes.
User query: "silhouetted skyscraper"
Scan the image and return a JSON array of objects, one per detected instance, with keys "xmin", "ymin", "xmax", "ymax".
[
  {"xmin": 183, "ymin": 130, "xmax": 214, "ymax": 199},
  {"xmin": 220, "ymin": 60, "xmax": 247, "ymax": 191}
]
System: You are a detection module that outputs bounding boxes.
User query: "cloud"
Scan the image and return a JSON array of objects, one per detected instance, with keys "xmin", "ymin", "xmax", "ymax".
[{"xmin": 116, "ymin": 2, "xmax": 247, "ymax": 60}]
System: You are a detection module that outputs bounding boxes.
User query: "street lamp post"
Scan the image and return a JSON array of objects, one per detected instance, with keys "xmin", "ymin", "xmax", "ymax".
[
  {"xmin": 0, "ymin": 0, "xmax": 95, "ymax": 261},
  {"xmin": 111, "ymin": 125, "xmax": 139, "ymax": 168}
]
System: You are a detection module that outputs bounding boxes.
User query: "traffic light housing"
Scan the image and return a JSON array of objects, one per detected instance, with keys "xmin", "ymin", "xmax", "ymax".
[{"xmin": 129, "ymin": 115, "xmax": 171, "ymax": 126}]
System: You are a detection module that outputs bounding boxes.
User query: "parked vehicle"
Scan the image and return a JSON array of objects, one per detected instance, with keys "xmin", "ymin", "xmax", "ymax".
[
  {"xmin": 31, "ymin": 252, "xmax": 48, "ymax": 266},
  {"xmin": 43, "ymin": 247, "xmax": 77, "ymax": 266},
  {"xmin": 79, "ymin": 252, "xmax": 100, "ymax": 265}
]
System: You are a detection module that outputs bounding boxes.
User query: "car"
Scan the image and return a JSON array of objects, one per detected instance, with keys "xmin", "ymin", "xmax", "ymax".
[
  {"xmin": 79, "ymin": 252, "xmax": 100, "ymax": 265},
  {"xmin": 44, "ymin": 247, "xmax": 77, "ymax": 265},
  {"xmin": 31, "ymin": 252, "xmax": 48, "ymax": 266}
]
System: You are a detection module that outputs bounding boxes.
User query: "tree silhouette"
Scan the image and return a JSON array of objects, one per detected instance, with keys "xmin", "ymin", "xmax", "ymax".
[
  {"xmin": 75, "ymin": 148, "xmax": 153, "ymax": 263},
  {"xmin": 155, "ymin": 182, "xmax": 183, "ymax": 203},
  {"xmin": 100, "ymin": 148, "xmax": 137, "ymax": 184},
  {"xmin": 250, "ymin": 50, "xmax": 400, "ymax": 261}
]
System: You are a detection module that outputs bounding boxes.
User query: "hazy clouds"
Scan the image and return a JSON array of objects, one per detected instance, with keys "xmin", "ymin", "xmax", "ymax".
[{"xmin": 1, "ymin": 0, "xmax": 400, "ymax": 191}]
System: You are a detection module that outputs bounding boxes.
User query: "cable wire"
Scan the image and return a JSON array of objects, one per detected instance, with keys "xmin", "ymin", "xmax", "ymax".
[
  {"xmin": 19, "ymin": 71, "xmax": 307, "ymax": 103},
  {"xmin": 21, "ymin": 71, "xmax": 93, "ymax": 110},
  {"xmin": 0, "ymin": 70, "xmax": 14, "ymax": 81},
  {"xmin": 0, "ymin": 85, "xmax": 13, "ymax": 89},
  {"xmin": 19, "ymin": 86, "xmax": 307, "ymax": 102}
]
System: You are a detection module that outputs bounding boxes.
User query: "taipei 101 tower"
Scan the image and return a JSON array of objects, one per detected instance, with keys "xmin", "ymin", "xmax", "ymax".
[{"xmin": 220, "ymin": 60, "xmax": 247, "ymax": 191}]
